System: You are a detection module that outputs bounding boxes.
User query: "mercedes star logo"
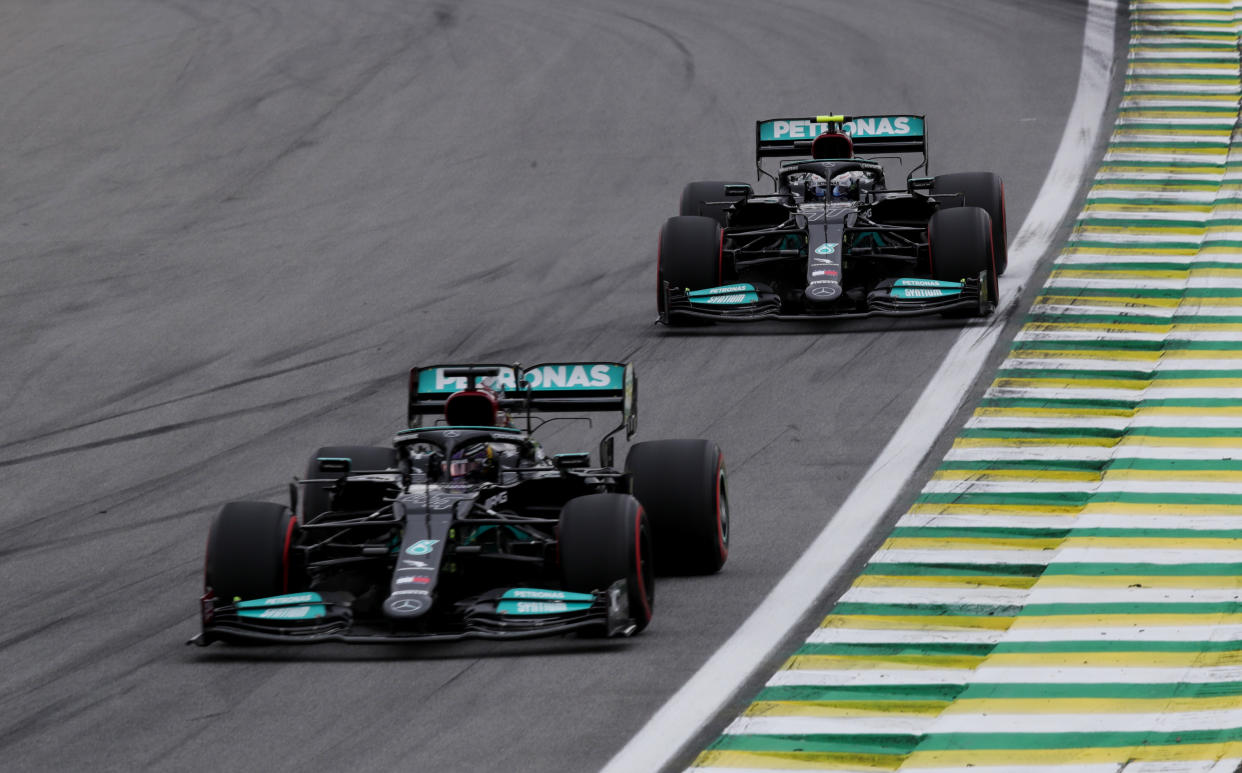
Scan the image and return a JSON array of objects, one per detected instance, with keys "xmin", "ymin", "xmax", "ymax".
[{"xmin": 391, "ymin": 598, "xmax": 423, "ymax": 612}]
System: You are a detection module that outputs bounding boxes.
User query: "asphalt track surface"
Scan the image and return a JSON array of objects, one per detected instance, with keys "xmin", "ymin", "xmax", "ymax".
[{"xmin": 0, "ymin": 2, "xmax": 1104, "ymax": 771}]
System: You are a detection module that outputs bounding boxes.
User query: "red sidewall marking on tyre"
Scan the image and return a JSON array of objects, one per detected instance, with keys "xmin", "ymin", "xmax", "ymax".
[
  {"xmin": 633, "ymin": 505, "xmax": 652, "ymax": 620},
  {"xmin": 281, "ymin": 515, "xmax": 296, "ymax": 593},
  {"xmin": 715, "ymin": 457, "xmax": 728, "ymax": 560}
]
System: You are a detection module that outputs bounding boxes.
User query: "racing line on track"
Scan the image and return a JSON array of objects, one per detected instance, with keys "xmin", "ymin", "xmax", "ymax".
[{"xmin": 683, "ymin": 1, "xmax": 1242, "ymax": 770}]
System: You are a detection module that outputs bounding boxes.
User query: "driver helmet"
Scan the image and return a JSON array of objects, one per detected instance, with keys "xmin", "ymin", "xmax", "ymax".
[
  {"xmin": 447, "ymin": 442, "xmax": 497, "ymax": 484},
  {"xmin": 802, "ymin": 173, "xmax": 830, "ymax": 201},
  {"xmin": 830, "ymin": 170, "xmax": 874, "ymax": 200}
]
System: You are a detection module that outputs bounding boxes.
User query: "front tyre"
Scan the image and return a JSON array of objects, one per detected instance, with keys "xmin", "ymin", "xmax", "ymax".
[
  {"xmin": 928, "ymin": 206, "xmax": 997, "ymax": 318},
  {"xmin": 626, "ymin": 439, "xmax": 728, "ymax": 575},
  {"xmin": 932, "ymin": 172, "xmax": 1008, "ymax": 275},
  {"xmin": 205, "ymin": 501, "xmax": 297, "ymax": 601},
  {"xmin": 658, "ymin": 215, "xmax": 723, "ymax": 324},
  {"xmin": 560, "ymin": 493, "xmax": 654, "ymax": 633}
]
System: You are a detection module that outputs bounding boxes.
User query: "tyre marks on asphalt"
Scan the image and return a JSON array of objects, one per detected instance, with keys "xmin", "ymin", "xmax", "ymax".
[{"xmin": 689, "ymin": 1, "xmax": 1242, "ymax": 770}]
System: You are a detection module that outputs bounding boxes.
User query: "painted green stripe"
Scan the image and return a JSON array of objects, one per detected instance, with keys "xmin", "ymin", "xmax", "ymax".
[
  {"xmin": 1066, "ymin": 239, "xmax": 1204, "ymax": 249},
  {"xmin": 957, "ymin": 682, "xmax": 1242, "ymax": 699},
  {"xmin": 862, "ymin": 562, "xmax": 1049, "ymax": 577},
  {"xmin": 707, "ymin": 734, "xmax": 917, "ymax": 755},
  {"xmin": 1044, "ymin": 562, "xmax": 1242, "ymax": 576},
  {"xmin": 977, "ymin": 397, "xmax": 1242, "ymax": 411},
  {"xmin": 1020, "ymin": 602, "xmax": 1242, "ymax": 616},
  {"xmin": 831, "ymin": 603, "xmax": 1026, "ymax": 617},
  {"xmin": 914, "ymin": 728, "xmax": 1242, "ymax": 752},
  {"xmin": 755, "ymin": 685, "xmax": 964, "ymax": 702},
  {"xmin": 998, "ymin": 368, "xmax": 1242, "ymax": 380},
  {"xmin": 991, "ymin": 640, "xmax": 1242, "ymax": 654}
]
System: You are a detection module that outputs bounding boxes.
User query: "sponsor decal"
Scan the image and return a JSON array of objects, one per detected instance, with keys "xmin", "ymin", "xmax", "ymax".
[
  {"xmin": 811, "ymin": 269, "xmax": 839, "ymax": 278},
  {"xmin": 893, "ymin": 287, "xmax": 961, "ymax": 299},
  {"xmin": 810, "ymin": 256, "xmax": 836, "ymax": 266},
  {"xmin": 814, "ymin": 243, "xmax": 838, "ymax": 256},
  {"xmin": 235, "ymin": 593, "xmax": 322, "ymax": 609},
  {"xmin": 496, "ymin": 600, "xmax": 594, "ymax": 615},
  {"xmin": 502, "ymin": 588, "xmax": 595, "ymax": 602},
  {"xmin": 481, "ymin": 491, "xmax": 508, "ymax": 509},
  {"xmin": 807, "ymin": 284, "xmax": 838, "ymax": 299},
  {"xmin": 396, "ymin": 575, "xmax": 432, "ymax": 585},
  {"xmin": 389, "ymin": 597, "xmax": 425, "ymax": 613},
  {"xmin": 421, "ymin": 364, "xmax": 623, "ymax": 393},
  {"xmin": 405, "ymin": 539, "xmax": 440, "ymax": 556},
  {"xmin": 759, "ymin": 116, "xmax": 923, "ymax": 142},
  {"xmin": 893, "ymin": 278, "xmax": 963, "ymax": 289},
  {"xmin": 391, "ymin": 589, "xmax": 430, "ymax": 596},
  {"xmin": 402, "ymin": 559, "xmax": 430, "ymax": 569}
]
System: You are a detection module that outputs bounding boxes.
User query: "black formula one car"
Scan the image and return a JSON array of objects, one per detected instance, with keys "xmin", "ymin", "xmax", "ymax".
[
  {"xmin": 191, "ymin": 362, "xmax": 729, "ymax": 646},
  {"xmin": 658, "ymin": 114, "xmax": 1007, "ymax": 324}
]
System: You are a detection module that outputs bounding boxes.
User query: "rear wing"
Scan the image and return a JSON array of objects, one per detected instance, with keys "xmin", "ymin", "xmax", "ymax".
[
  {"xmin": 756, "ymin": 114, "xmax": 926, "ymax": 159},
  {"xmin": 407, "ymin": 361, "xmax": 637, "ymax": 437}
]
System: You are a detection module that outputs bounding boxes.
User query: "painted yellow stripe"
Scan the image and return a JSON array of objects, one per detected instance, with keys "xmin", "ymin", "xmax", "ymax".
[
  {"xmin": 904, "ymin": 742, "xmax": 1242, "ymax": 767},
  {"xmin": 1083, "ymin": 203, "xmax": 1216, "ymax": 212},
  {"xmin": 851, "ymin": 575, "xmax": 1038, "ymax": 590},
  {"xmin": 883, "ymin": 535, "xmax": 1242, "ymax": 551},
  {"xmin": 945, "ymin": 695, "xmax": 1242, "ymax": 715},
  {"xmin": 746, "ymin": 700, "xmax": 948, "ymax": 718},
  {"xmin": 694, "ymin": 750, "xmax": 902, "ymax": 771},
  {"xmin": 820, "ymin": 615, "xmax": 1015, "ymax": 631},
  {"xmin": 1061, "ymin": 245, "xmax": 1199, "ymax": 255},
  {"xmin": 973, "ymin": 405, "xmax": 1242, "ymax": 417},
  {"xmin": 1065, "ymin": 536, "xmax": 1242, "ymax": 549},
  {"xmin": 954, "ymin": 437, "xmax": 1242, "ymax": 450},
  {"xmin": 931, "ymin": 469, "xmax": 1102, "ymax": 482},
  {"xmin": 1011, "ymin": 613, "xmax": 1242, "ymax": 629},
  {"xmin": 784, "ymin": 654, "xmax": 985, "ymax": 671},
  {"xmin": 1051, "ymin": 269, "xmax": 1242, "ymax": 280}
]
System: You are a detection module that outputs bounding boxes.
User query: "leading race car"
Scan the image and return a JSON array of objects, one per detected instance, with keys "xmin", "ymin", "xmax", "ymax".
[
  {"xmin": 658, "ymin": 113, "xmax": 1007, "ymax": 324},
  {"xmin": 191, "ymin": 361, "xmax": 729, "ymax": 646}
]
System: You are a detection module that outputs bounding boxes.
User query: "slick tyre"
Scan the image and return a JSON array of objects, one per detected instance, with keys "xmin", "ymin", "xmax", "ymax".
[
  {"xmin": 205, "ymin": 501, "xmax": 296, "ymax": 601},
  {"xmin": 301, "ymin": 445, "xmax": 397, "ymax": 521},
  {"xmin": 626, "ymin": 439, "xmax": 729, "ymax": 575},
  {"xmin": 928, "ymin": 206, "xmax": 997, "ymax": 318},
  {"xmin": 679, "ymin": 180, "xmax": 747, "ymax": 226},
  {"xmin": 658, "ymin": 215, "xmax": 723, "ymax": 324},
  {"xmin": 932, "ymin": 172, "xmax": 1008, "ymax": 275},
  {"xmin": 560, "ymin": 493, "xmax": 654, "ymax": 633}
]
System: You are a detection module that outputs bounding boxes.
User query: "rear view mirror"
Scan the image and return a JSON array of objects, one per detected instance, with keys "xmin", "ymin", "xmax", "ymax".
[{"xmin": 724, "ymin": 183, "xmax": 752, "ymax": 197}]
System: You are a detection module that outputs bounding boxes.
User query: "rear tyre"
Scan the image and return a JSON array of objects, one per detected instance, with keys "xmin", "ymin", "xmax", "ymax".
[
  {"xmin": 928, "ymin": 206, "xmax": 997, "ymax": 318},
  {"xmin": 932, "ymin": 172, "xmax": 1008, "ymax": 275},
  {"xmin": 301, "ymin": 445, "xmax": 397, "ymax": 521},
  {"xmin": 205, "ymin": 501, "xmax": 296, "ymax": 601},
  {"xmin": 560, "ymin": 493, "xmax": 654, "ymax": 633},
  {"xmin": 658, "ymin": 215, "xmax": 723, "ymax": 324},
  {"xmin": 679, "ymin": 180, "xmax": 747, "ymax": 226},
  {"xmin": 626, "ymin": 439, "xmax": 728, "ymax": 575}
]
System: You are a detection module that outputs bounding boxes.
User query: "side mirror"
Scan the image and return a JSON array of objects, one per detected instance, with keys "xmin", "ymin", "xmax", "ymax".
[
  {"xmin": 794, "ymin": 213, "xmax": 809, "ymax": 230},
  {"xmin": 724, "ymin": 183, "xmax": 753, "ymax": 198},
  {"xmin": 288, "ymin": 481, "xmax": 299, "ymax": 514}
]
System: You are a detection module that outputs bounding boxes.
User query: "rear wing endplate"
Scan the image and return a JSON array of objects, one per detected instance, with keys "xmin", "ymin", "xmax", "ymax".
[{"xmin": 407, "ymin": 362, "xmax": 637, "ymax": 437}]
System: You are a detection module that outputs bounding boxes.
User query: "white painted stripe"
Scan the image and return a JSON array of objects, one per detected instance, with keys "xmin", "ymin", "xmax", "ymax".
[
  {"xmin": 945, "ymin": 447, "xmax": 1242, "ymax": 462},
  {"xmin": 807, "ymin": 626, "xmax": 1242, "ymax": 645},
  {"xmin": 968, "ymin": 416, "xmax": 1242, "ymax": 429},
  {"xmin": 602, "ymin": 5, "xmax": 1121, "ymax": 771},
  {"xmin": 997, "ymin": 359, "xmax": 1242, "ymax": 373},
  {"xmin": 870, "ymin": 549, "xmax": 1242, "ymax": 565},
  {"xmin": 924, "ymin": 710, "xmax": 1242, "ymax": 735},
  {"xmin": 1038, "ymin": 281, "xmax": 1242, "ymax": 294},
  {"xmin": 727, "ymin": 711, "xmax": 1242, "ymax": 737},
  {"xmin": 987, "ymin": 386, "xmax": 1242, "ymax": 400},
  {"xmin": 767, "ymin": 665, "xmax": 1242, "ymax": 686},
  {"xmin": 894, "ymin": 763, "xmax": 1242, "ymax": 773},
  {"xmin": 1025, "ymin": 587, "xmax": 1242, "ymax": 604},
  {"xmin": 722, "ymin": 714, "xmax": 932, "ymax": 736},
  {"xmin": 1014, "ymin": 329, "xmax": 1242, "ymax": 343},
  {"xmin": 899, "ymin": 513, "xmax": 1242, "ymax": 530},
  {"xmin": 921, "ymin": 479, "xmax": 1242, "ymax": 495},
  {"xmin": 840, "ymin": 586, "xmax": 1027, "ymax": 607}
]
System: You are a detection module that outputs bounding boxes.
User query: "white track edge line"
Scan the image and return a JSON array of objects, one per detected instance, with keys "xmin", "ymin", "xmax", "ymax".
[{"xmin": 599, "ymin": 2, "xmax": 1120, "ymax": 771}]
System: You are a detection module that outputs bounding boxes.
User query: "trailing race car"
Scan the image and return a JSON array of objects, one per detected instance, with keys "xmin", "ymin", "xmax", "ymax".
[
  {"xmin": 191, "ymin": 362, "xmax": 729, "ymax": 646},
  {"xmin": 658, "ymin": 114, "xmax": 1007, "ymax": 324}
]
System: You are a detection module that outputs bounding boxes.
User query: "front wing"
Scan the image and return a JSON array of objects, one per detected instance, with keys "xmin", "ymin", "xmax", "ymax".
[{"xmin": 189, "ymin": 583, "xmax": 637, "ymax": 646}]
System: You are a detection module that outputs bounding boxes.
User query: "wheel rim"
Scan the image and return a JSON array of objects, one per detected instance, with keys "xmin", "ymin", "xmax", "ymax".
[{"xmin": 717, "ymin": 468, "xmax": 730, "ymax": 552}]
